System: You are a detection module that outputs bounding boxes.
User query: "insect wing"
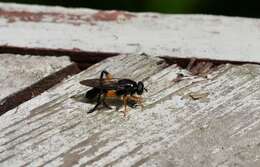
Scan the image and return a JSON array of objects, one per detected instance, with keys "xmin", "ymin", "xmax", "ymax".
[{"xmin": 80, "ymin": 79, "xmax": 119, "ymax": 90}]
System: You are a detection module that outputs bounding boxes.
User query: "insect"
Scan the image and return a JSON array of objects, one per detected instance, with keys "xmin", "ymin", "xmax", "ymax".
[{"xmin": 80, "ymin": 70, "xmax": 147, "ymax": 116}]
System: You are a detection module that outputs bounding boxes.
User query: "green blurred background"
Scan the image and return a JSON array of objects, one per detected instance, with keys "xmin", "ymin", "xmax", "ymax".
[{"xmin": 1, "ymin": 0, "xmax": 259, "ymax": 18}]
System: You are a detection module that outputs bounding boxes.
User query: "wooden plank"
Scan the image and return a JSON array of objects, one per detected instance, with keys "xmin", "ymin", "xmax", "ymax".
[
  {"xmin": 0, "ymin": 54, "xmax": 168, "ymax": 166},
  {"xmin": 0, "ymin": 54, "xmax": 79, "ymax": 115},
  {"xmin": 1, "ymin": 54, "xmax": 260, "ymax": 166},
  {"xmin": 0, "ymin": 3, "xmax": 260, "ymax": 63},
  {"xmin": 0, "ymin": 54, "xmax": 72, "ymax": 101}
]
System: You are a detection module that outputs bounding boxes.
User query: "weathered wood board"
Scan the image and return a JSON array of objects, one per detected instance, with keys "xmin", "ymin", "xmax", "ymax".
[
  {"xmin": 0, "ymin": 54, "xmax": 72, "ymax": 101},
  {"xmin": 0, "ymin": 54, "xmax": 79, "ymax": 115},
  {"xmin": 0, "ymin": 3, "xmax": 260, "ymax": 63},
  {"xmin": 1, "ymin": 54, "xmax": 260, "ymax": 167}
]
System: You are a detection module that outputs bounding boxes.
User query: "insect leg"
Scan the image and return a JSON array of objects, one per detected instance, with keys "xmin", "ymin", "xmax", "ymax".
[
  {"xmin": 100, "ymin": 70, "xmax": 108, "ymax": 80},
  {"xmin": 89, "ymin": 71, "xmax": 105, "ymax": 113},
  {"xmin": 102, "ymin": 95, "xmax": 112, "ymax": 109},
  {"xmin": 88, "ymin": 71, "xmax": 111, "ymax": 113},
  {"xmin": 87, "ymin": 70, "xmax": 113, "ymax": 113},
  {"xmin": 99, "ymin": 70, "xmax": 111, "ymax": 92},
  {"xmin": 128, "ymin": 96, "xmax": 144, "ymax": 111},
  {"xmin": 123, "ymin": 95, "xmax": 129, "ymax": 117},
  {"xmin": 88, "ymin": 93, "xmax": 101, "ymax": 113},
  {"xmin": 101, "ymin": 70, "xmax": 113, "ymax": 80},
  {"xmin": 99, "ymin": 70, "xmax": 113, "ymax": 93}
]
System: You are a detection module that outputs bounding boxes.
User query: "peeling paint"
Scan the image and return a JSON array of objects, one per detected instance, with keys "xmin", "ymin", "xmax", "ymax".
[
  {"xmin": 92, "ymin": 11, "xmax": 135, "ymax": 22},
  {"xmin": 0, "ymin": 8, "xmax": 135, "ymax": 25},
  {"xmin": 0, "ymin": 3, "xmax": 260, "ymax": 63}
]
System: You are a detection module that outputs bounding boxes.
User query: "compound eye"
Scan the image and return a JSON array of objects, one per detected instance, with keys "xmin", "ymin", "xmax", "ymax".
[{"xmin": 137, "ymin": 82, "xmax": 144, "ymax": 95}]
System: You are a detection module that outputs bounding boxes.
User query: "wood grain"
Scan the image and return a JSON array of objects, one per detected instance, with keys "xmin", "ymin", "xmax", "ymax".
[{"xmin": 0, "ymin": 54, "xmax": 260, "ymax": 166}]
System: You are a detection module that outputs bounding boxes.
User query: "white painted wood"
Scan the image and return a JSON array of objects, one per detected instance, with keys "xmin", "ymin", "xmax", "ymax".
[
  {"xmin": 0, "ymin": 54, "xmax": 260, "ymax": 167},
  {"xmin": 0, "ymin": 3, "xmax": 260, "ymax": 63}
]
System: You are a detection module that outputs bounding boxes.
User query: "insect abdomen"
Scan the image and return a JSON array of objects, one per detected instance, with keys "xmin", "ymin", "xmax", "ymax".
[
  {"xmin": 106, "ymin": 90, "xmax": 117, "ymax": 97},
  {"xmin": 85, "ymin": 88, "xmax": 100, "ymax": 99}
]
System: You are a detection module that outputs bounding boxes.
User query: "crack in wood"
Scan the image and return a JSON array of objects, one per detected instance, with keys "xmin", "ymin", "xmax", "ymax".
[
  {"xmin": 0, "ymin": 46, "xmax": 256, "ymax": 121},
  {"xmin": 0, "ymin": 63, "xmax": 80, "ymax": 116}
]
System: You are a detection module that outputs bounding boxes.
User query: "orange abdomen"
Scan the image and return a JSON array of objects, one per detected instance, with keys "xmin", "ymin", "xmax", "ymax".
[{"xmin": 106, "ymin": 90, "xmax": 117, "ymax": 97}]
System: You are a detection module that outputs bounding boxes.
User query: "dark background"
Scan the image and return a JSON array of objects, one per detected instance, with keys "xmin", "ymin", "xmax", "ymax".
[{"xmin": 0, "ymin": 0, "xmax": 259, "ymax": 18}]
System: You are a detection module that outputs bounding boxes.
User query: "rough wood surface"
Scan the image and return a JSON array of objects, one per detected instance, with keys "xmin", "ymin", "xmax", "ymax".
[
  {"xmin": 0, "ymin": 3, "xmax": 260, "ymax": 63},
  {"xmin": 0, "ymin": 54, "xmax": 72, "ymax": 101},
  {"xmin": 0, "ymin": 54, "xmax": 260, "ymax": 167}
]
